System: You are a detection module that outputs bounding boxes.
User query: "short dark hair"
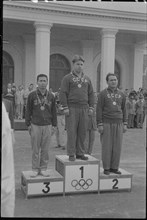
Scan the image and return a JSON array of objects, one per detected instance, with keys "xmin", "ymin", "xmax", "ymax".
[
  {"xmin": 37, "ymin": 74, "xmax": 48, "ymax": 82},
  {"xmin": 72, "ymin": 55, "xmax": 85, "ymax": 63},
  {"xmin": 106, "ymin": 73, "xmax": 118, "ymax": 82}
]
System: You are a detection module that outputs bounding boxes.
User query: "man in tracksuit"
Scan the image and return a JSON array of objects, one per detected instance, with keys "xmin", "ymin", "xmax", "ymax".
[
  {"xmin": 96, "ymin": 73, "xmax": 127, "ymax": 175},
  {"xmin": 59, "ymin": 55, "xmax": 94, "ymax": 161},
  {"xmin": 25, "ymin": 74, "xmax": 57, "ymax": 177}
]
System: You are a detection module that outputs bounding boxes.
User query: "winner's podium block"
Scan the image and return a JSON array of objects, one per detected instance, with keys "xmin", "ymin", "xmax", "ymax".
[
  {"xmin": 100, "ymin": 168, "xmax": 133, "ymax": 193},
  {"xmin": 21, "ymin": 169, "xmax": 64, "ymax": 198},
  {"xmin": 55, "ymin": 155, "xmax": 100, "ymax": 195}
]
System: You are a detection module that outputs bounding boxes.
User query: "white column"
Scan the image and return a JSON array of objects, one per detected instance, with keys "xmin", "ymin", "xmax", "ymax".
[
  {"xmin": 23, "ymin": 34, "xmax": 35, "ymax": 88},
  {"xmin": 82, "ymin": 40, "xmax": 96, "ymax": 91},
  {"xmin": 133, "ymin": 46, "xmax": 144, "ymax": 91},
  {"xmin": 34, "ymin": 22, "xmax": 52, "ymax": 88},
  {"xmin": 100, "ymin": 28, "xmax": 118, "ymax": 90}
]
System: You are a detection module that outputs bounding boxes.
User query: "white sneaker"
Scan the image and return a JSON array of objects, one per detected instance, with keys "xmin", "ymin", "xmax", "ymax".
[
  {"xmin": 40, "ymin": 170, "xmax": 50, "ymax": 177},
  {"xmin": 30, "ymin": 171, "xmax": 38, "ymax": 178}
]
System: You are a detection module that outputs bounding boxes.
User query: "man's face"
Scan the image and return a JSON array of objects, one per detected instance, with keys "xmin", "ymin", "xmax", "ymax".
[
  {"xmin": 107, "ymin": 75, "xmax": 118, "ymax": 89},
  {"xmin": 8, "ymin": 83, "xmax": 11, "ymax": 89},
  {"xmin": 29, "ymin": 84, "xmax": 33, "ymax": 91},
  {"xmin": 73, "ymin": 60, "xmax": 84, "ymax": 73},
  {"xmin": 37, "ymin": 77, "xmax": 48, "ymax": 90}
]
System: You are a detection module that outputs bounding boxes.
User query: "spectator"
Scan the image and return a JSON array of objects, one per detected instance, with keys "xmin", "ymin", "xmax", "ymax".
[
  {"xmin": 135, "ymin": 93, "xmax": 145, "ymax": 128},
  {"xmin": 96, "ymin": 73, "xmax": 127, "ymax": 175},
  {"xmin": 15, "ymin": 84, "xmax": 25, "ymax": 119},
  {"xmin": 6, "ymin": 83, "xmax": 12, "ymax": 94},
  {"xmin": 25, "ymin": 74, "xmax": 57, "ymax": 177},
  {"xmin": 126, "ymin": 92, "xmax": 136, "ymax": 128},
  {"xmin": 55, "ymin": 88, "xmax": 67, "ymax": 150},
  {"xmin": 85, "ymin": 92, "xmax": 97, "ymax": 155},
  {"xmin": 1, "ymin": 102, "xmax": 15, "ymax": 217},
  {"xmin": 59, "ymin": 54, "xmax": 94, "ymax": 161},
  {"xmin": 24, "ymin": 83, "xmax": 34, "ymax": 118},
  {"xmin": 4, "ymin": 86, "xmax": 16, "ymax": 118}
]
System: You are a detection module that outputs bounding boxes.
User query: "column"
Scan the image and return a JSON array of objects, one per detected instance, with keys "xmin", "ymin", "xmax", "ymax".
[
  {"xmin": 34, "ymin": 22, "xmax": 52, "ymax": 88},
  {"xmin": 100, "ymin": 28, "xmax": 118, "ymax": 90},
  {"xmin": 82, "ymin": 40, "xmax": 96, "ymax": 91},
  {"xmin": 23, "ymin": 34, "xmax": 35, "ymax": 88},
  {"xmin": 133, "ymin": 45, "xmax": 144, "ymax": 91}
]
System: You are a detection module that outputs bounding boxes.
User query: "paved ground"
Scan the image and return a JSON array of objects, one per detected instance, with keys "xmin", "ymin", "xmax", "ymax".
[{"xmin": 13, "ymin": 125, "xmax": 146, "ymax": 218}]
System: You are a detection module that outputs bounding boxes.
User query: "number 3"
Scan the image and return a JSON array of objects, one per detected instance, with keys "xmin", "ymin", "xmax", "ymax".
[
  {"xmin": 112, "ymin": 179, "xmax": 118, "ymax": 189},
  {"xmin": 42, "ymin": 182, "xmax": 50, "ymax": 193}
]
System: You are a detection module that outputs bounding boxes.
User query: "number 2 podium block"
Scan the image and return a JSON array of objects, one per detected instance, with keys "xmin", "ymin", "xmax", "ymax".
[
  {"xmin": 21, "ymin": 169, "xmax": 64, "ymax": 198},
  {"xmin": 100, "ymin": 168, "xmax": 133, "ymax": 192},
  {"xmin": 55, "ymin": 155, "xmax": 100, "ymax": 195}
]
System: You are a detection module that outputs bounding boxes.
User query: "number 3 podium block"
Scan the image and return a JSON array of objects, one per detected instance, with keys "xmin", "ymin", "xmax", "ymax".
[
  {"xmin": 100, "ymin": 168, "xmax": 133, "ymax": 192},
  {"xmin": 21, "ymin": 169, "xmax": 64, "ymax": 198},
  {"xmin": 55, "ymin": 155, "xmax": 100, "ymax": 195}
]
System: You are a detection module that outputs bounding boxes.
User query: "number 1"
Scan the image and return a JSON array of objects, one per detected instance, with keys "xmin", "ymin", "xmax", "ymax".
[{"xmin": 79, "ymin": 166, "xmax": 84, "ymax": 178}]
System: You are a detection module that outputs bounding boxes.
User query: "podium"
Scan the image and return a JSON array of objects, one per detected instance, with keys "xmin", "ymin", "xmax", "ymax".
[
  {"xmin": 21, "ymin": 169, "xmax": 64, "ymax": 198},
  {"xmin": 21, "ymin": 155, "xmax": 133, "ymax": 198},
  {"xmin": 55, "ymin": 155, "xmax": 100, "ymax": 195},
  {"xmin": 99, "ymin": 168, "xmax": 133, "ymax": 192}
]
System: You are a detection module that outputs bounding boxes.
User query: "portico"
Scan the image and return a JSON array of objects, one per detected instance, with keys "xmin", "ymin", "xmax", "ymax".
[{"xmin": 3, "ymin": 1, "xmax": 147, "ymax": 93}]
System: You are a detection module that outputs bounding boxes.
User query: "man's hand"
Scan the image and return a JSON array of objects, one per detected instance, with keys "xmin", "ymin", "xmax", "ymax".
[
  {"xmin": 98, "ymin": 125, "xmax": 104, "ymax": 134},
  {"xmin": 51, "ymin": 126, "xmax": 57, "ymax": 135},
  {"xmin": 28, "ymin": 125, "xmax": 31, "ymax": 135},
  {"xmin": 123, "ymin": 124, "xmax": 127, "ymax": 133},
  {"xmin": 64, "ymin": 108, "xmax": 69, "ymax": 116}
]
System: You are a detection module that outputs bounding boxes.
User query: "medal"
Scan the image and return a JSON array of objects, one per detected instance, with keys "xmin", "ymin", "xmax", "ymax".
[
  {"xmin": 113, "ymin": 101, "xmax": 116, "ymax": 105},
  {"xmin": 78, "ymin": 84, "xmax": 82, "ymax": 88},
  {"xmin": 40, "ymin": 106, "xmax": 45, "ymax": 110}
]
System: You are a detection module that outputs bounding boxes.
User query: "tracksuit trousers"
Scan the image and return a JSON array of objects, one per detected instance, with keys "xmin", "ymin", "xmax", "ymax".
[
  {"xmin": 100, "ymin": 123, "xmax": 123, "ymax": 170},
  {"xmin": 30, "ymin": 123, "xmax": 52, "ymax": 172},
  {"xmin": 65, "ymin": 106, "xmax": 89, "ymax": 156}
]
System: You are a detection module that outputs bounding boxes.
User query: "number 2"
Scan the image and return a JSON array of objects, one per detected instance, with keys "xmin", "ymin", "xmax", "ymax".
[
  {"xmin": 42, "ymin": 182, "xmax": 50, "ymax": 193},
  {"xmin": 112, "ymin": 178, "xmax": 118, "ymax": 189}
]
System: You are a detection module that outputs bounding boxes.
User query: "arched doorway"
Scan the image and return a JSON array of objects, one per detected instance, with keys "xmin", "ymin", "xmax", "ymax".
[
  {"xmin": 50, "ymin": 54, "xmax": 71, "ymax": 92},
  {"xmin": 2, "ymin": 51, "xmax": 14, "ymax": 94},
  {"xmin": 97, "ymin": 60, "xmax": 121, "ymax": 92}
]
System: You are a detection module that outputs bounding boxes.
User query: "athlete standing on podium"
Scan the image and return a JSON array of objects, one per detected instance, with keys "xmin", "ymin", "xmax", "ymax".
[
  {"xmin": 96, "ymin": 73, "xmax": 127, "ymax": 175},
  {"xmin": 59, "ymin": 55, "xmax": 94, "ymax": 161},
  {"xmin": 25, "ymin": 74, "xmax": 57, "ymax": 177}
]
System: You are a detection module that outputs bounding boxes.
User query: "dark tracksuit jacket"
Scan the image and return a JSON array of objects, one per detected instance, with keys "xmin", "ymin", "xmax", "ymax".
[
  {"xmin": 25, "ymin": 89, "xmax": 57, "ymax": 127},
  {"xmin": 96, "ymin": 87, "xmax": 127, "ymax": 170}
]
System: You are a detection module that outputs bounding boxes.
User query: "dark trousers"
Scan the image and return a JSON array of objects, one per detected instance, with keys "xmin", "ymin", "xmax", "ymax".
[{"xmin": 65, "ymin": 106, "xmax": 89, "ymax": 156}]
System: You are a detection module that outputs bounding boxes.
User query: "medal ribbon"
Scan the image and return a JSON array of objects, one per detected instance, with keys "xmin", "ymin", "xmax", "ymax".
[
  {"xmin": 36, "ymin": 90, "xmax": 48, "ymax": 110},
  {"xmin": 71, "ymin": 71, "xmax": 85, "ymax": 88},
  {"xmin": 106, "ymin": 88, "xmax": 117, "ymax": 105}
]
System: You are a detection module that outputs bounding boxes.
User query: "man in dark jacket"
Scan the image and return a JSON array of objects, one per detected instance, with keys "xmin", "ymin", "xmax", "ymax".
[
  {"xmin": 25, "ymin": 74, "xmax": 57, "ymax": 177},
  {"xmin": 59, "ymin": 55, "xmax": 94, "ymax": 161},
  {"xmin": 96, "ymin": 73, "xmax": 127, "ymax": 175}
]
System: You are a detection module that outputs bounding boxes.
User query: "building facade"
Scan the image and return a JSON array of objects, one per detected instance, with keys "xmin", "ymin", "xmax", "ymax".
[{"xmin": 3, "ymin": 1, "xmax": 147, "ymax": 93}]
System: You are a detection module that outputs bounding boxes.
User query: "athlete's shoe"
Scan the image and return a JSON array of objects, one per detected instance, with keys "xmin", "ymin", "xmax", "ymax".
[
  {"xmin": 30, "ymin": 171, "xmax": 38, "ymax": 178},
  {"xmin": 76, "ymin": 155, "xmax": 88, "ymax": 160},
  {"xmin": 69, "ymin": 155, "xmax": 75, "ymax": 161},
  {"xmin": 40, "ymin": 170, "xmax": 50, "ymax": 177},
  {"xmin": 103, "ymin": 169, "xmax": 110, "ymax": 175},
  {"xmin": 110, "ymin": 169, "xmax": 121, "ymax": 174}
]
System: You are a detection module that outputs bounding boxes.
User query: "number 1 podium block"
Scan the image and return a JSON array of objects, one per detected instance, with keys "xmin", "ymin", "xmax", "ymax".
[
  {"xmin": 55, "ymin": 155, "xmax": 100, "ymax": 195},
  {"xmin": 21, "ymin": 169, "xmax": 64, "ymax": 198},
  {"xmin": 100, "ymin": 167, "xmax": 133, "ymax": 192}
]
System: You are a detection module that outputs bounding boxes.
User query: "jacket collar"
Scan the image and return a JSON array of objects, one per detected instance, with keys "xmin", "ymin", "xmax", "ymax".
[{"xmin": 107, "ymin": 86, "xmax": 118, "ymax": 93}]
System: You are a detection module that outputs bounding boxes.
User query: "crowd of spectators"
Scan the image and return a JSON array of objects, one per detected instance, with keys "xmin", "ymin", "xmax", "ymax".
[
  {"xmin": 124, "ymin": 87, "xmax": 147, "ymax": 129},
  {"xmin": 3, "ymin": 83, "xmax": 34, "ymax": 120},
  {"xmin": 3, "ymin": 83, "xmax": 147, "ymax": 133}
]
